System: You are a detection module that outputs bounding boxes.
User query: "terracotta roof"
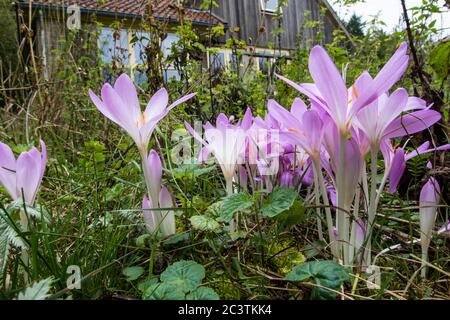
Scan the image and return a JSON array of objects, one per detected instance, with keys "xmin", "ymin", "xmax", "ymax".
[{"xmin": 20, "ymin": 0, "xmax": 225, "ymax": 26}]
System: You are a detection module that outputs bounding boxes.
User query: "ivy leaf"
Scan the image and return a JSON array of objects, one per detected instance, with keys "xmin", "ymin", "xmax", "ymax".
[
  {"xmin": 286, "ymin": 260, "xmax": 350, "ymax": 300},
  {"xmin": 17, "ymin": 278, "xmax": 53, "ymax": 300},
  {"xmin": 160, "ymin": 260, "xmax": 205, "ymax": 293},
  {"xmin": 186, "ymin": 287, "xmax": 220, "ymax": 300},
  {"xmin": 220, "ymin": 192, "xmax": 254, "ymax": 222},
  {"xmin": 123, "ymin": 266, "xmax": 145, "ymax": 281},
  {"xmin": 190, "ymin": 215, "xmax": 221, "ymax": 233},
  {"xmin": 261, "ymin": 188, "xmax": 298, "ymax": 218}
]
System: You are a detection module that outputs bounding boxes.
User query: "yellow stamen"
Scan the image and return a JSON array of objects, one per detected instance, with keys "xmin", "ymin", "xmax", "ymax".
[
  {"xmin": 141, "ymin": 112, "xmax": 146, "ymax": 124},
  {"xmin": 288, "ymin": 128, "xmax": 299, "ymax": 133},
  {"xmin": 352, "ymin": 85, "xmax": 359, "ymax": 99}
]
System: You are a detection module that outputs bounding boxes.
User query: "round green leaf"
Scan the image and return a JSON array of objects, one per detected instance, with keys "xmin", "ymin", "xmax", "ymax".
[
  {"xmin": 186, "ymin": 287, "xmax": 220, "ymax": 300},
  {"xmin": 190, "ymin": 215, "xmax": 221, "ymax": 232},
  {"xmin": 261, "ymin": 187, "xmax": 298, "ymax": 218},
  {"xmin": 122, "ymin": 266, "xmax": 144, "ymax": 281},
  {"xmin": 143, "ymin": 282, "xmax": 186, "ymax": 300},
  {"xmin": 160, "ymin": 260, "xmax": 205, "ymax": 293}
]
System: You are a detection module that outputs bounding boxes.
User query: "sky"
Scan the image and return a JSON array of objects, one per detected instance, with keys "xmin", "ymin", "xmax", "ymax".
[{"xmin": 330, "ymin": 0, "xmax": 450, "ymax": 37}]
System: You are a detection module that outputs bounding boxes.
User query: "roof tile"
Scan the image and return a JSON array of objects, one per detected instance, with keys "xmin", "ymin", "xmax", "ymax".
[{"xmin": 22, "ymin": 0, "xmax": 224, "ymax": 25}]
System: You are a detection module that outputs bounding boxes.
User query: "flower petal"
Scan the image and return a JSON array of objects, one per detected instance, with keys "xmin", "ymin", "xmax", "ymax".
[
  {"xmin": 88, "ymin": 89, "xmax": 117, "ymax": 123},
  {"xmin": 167, "ymin": 92, "xmax": 196, "ymax": 111},
  {"xmin": 352, "ymin": 43, "xmax": 409, "ymax": 115},
  {"xmin": 0, "ymin": 142, "xmax": 18, "ymax": 200},
  {"xmin": 101, "ymin": 83, "xmax": 139, "ymax": 140},
  {"xmin": 241, "ymin": 107, "xmax": 253, "ymax": 131},
  {"xmin": 144, "ymin": 88, "xmax": 169, "ymax": 120},
  {"xmin": 147, "ymin": 149, "xmax": 162, "ymax": 204},
  {"xmin": 383, "ymin": 109, "xmax": 441, "ymax": 139},
  {"xmin": 113, "ymin": 74, "xmax": 141, "ymax": 121},
  {"xmin": 16, "ymin": 150, "xmax": 42, "ymax": 204},
  {"xmin": 159, "ymin": 186, "xmax": 176, "ymax": 237},
  {"xmin": 290, "ymin": 98, "xmax": 308, "ymax": 120},
  {"xmin": 308, "ymin": 45, "xmax": 348, "ymax": 125},
  {"xmin": 389, "ymin": 148, "xmax": 406, "ymax": 193},
  {"xmin": 142, "ymin": 196, "xmax": 158, "ymax": 234}
]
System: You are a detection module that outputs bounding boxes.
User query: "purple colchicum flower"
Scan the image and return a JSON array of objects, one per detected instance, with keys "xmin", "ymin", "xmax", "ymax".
[
  {"xmin": 141, "ymin": 150, "xmax": 176, "ymax": 237},
  {"xmin": 267, "ymin": 42, "xmax": 447, "ymax": 267},
  {"xmin": 185, "ymin": 115, "xmax": 247, "ymax": 184},
  {"xmin": 185, "ymin": 113, "xmax": 247, "ymax": 233},
  {"xmin": 419, "ymin": 177, "xmax": 441, "ymax": 278},
  {"xmin": 276, "ymin": 42, "xmax": 409, "ymax": 134},
  {"xmin": 89, "ymin": 74, "xmax": 195, "ymax": 153},
  {"xmin": 142, "ymin": 189, "xmax": 176, "ymax": 237},
  {"xmin": 0, "ymin": 140, "xmax": 47, "ymax": 206},
  {"xmin": 89, "ymin": 74, "xmax": 193, "ymax": 237},
  {"xmin": 381, "ymin": 139, "xmax": 450, "ymax": 193}
]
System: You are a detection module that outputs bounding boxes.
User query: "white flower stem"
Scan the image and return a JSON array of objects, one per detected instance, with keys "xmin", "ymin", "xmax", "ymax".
[
  {"xmin": 349, "ymin": 180, "xmax": 361, "ymax": 265},
  {"xmin": 365, "ymin": 148, "xmax": 379, "ymax": 266},
  {"xmin": 19, "ymin": 210, "xmax": 29, "ymax": 285},
  {"xmin": 312, "ymin": 167, "xmax": 325, "ymax": 242},
  {"xmin": 421, "ymin": 251, "xmax": 428, "ymax": 279},
  {"xmin": 226, "ymin": 178, "xmax": 236, "ymax": 233},
  {"xmin": 336, "ymin": 133, "xmax": 347, "ymax": 264},
  {"xmin": 313, "ymin": 159, "xmax": 338, "ymax": 259},
  {"xmin": 375, "ymin": 170, "xmax": 388, "ymax": 208}
]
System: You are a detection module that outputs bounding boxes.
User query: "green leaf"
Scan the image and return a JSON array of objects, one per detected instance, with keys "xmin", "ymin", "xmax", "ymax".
[
  {"xmin": 221, "ymin": 192, "xmax": 254, "ymax": 222},
  {"xmin": 123, "ymin": 266, "xmax": 145, "ymax": 281},
  {"xmin": 160, "ymin": 260, "xmax": 205, "ymax": 293},
  {"xmin": 7, "ymin": 201, "xmax": 51, "ymax": 224},
  {"xmin": 276, "ymin": 199, "xmax": 306, "ymax": 227},
  {"xmin": 190, "ymin": 215, "xmax": 221, "ymax": 232},
  {"xmin": 186, "ymin": 287, "xmax": 220, "ymax": 300},
  {"xmin": 143, "ymin": 282, "xmax": 186, "ymax": 300},
  {"xmin": 261, "ymin": 188, "xmax": 298, "ymax": 218},
  {"xmin": 170, "ymin": 163, "xmax": 215, "ymax": 179},
  {"xmin": 162, "ymin": 232, "xmax": 190, "ymax": 246},
  {"xmin": 429, "ymin": 40, "xmax": 450, "ymax": 80},
  {"xmin": 17, "ymin": 278, "xmax": 53, "ymax": 300},
  {"xmin": 286, "ymin": 260, "xmax": 350, "ymax": 300},
  {"xmin": 303, "ymin": 240, "xmax": 326, "ymax": 259},
  {"xmin": 137, "ymin": 277, "xmax": 159, "ymax": 293}
]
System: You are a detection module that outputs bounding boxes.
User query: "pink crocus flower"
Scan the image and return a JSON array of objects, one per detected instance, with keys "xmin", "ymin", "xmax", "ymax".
[
  {"xmin": 0, "ymin": 140, "xmax": 47, "ymax": 205},
  {"xmin": 89, "ymin": 74, "xmax": 195, "ymax": 153}
]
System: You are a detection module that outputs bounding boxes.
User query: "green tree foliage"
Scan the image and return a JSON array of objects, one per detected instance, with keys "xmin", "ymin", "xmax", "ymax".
[{"xmin": 345, "ymin": 14, "xmax": 365, "ymax": 37}]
